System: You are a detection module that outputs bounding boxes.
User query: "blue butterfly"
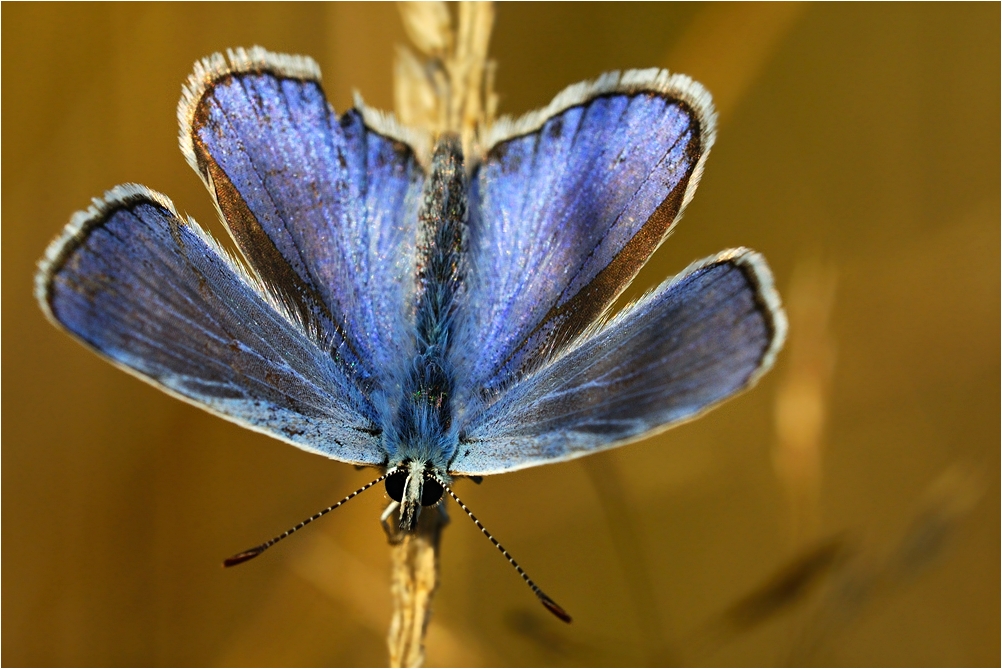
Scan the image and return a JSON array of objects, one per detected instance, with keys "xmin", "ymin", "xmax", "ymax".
[{"xmin": 36, "ymin": 47, "xmax": 786, "ymax": 622}]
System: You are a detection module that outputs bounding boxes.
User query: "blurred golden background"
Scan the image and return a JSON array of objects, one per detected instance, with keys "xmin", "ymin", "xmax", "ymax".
[{"xmin": 3, "ymin": 3, "xmax": 998, "ymax": 666}]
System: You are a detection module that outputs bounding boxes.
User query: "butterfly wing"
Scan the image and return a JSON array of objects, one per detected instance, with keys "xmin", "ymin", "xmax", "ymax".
[
  {"xmin": 36, "ymin": 185, "xmax": 384, "ymax": 465},
  {"xmin": 452, "ymin": 69, "xmax": 717, "ymax": 410},
  {"xmin": 451, "ymin": 249, "xmax": 786, "ymax": 475},
  {"xmin": 179, "ymin": 47, "xmax": 426, "ymax": 386}
]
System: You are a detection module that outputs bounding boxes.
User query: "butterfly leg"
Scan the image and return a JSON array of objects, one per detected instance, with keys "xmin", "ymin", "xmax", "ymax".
[{"xmin": 381, "ymin": 501, "xmax": 406, "ymax": 544}]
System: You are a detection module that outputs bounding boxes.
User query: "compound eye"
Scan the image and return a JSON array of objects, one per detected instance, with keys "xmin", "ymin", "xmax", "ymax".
[
  {"xmin": 385, "ymin": 470, "xmax": 406, "ymax": 502},
  {"xmin": 421, "ymin": 477, "xmax": 444, "ymax": 506}
]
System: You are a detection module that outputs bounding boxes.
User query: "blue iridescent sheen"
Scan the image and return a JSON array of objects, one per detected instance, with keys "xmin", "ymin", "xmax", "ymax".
[
  {"xmin": 41, "ymin": 190, "xmax": 383, "ymax": 464},
  {"xmin": 454, "ymin": 93, "xmax": 700, "ymax": 405},
  {"xmin": 454, "ymin": 252, "xmax": 773, "ymax": 474},
  {"xmin": 190, "ymin": 69, "xmax": 424, "ymax": 387},
  {"xmin": 37, "ymin": 48, "xmax": 785, "ymax": 528}
]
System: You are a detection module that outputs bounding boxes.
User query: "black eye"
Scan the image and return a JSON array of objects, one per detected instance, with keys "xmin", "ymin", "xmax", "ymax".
[
  {"xmin": 421, "ymin": 477, "xmax": 443, "ymax": 506},
  {"xmin": 385, "ymin": 471, "xmax": 406, "ymax": 502}
]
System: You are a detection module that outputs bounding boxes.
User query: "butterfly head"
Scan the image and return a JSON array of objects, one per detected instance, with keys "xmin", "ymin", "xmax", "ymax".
[{"xmin": 385, "ymin": 460, "xmax": 447, "ymax": 531}]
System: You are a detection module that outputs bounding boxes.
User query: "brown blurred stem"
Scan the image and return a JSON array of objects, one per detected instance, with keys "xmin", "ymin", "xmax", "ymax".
[
  {"xmin": 385, "ymin": 502, "xmax": 449, "ymax": 668},
  {"xmin": 387, "ymin": 3, "xmax": 495, "ymax": 666}
]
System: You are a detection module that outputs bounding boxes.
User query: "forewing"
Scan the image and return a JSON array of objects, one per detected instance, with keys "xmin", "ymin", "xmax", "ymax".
[
  {"xmin": 453, "ymin": 69, "xmax": 717, "ymax": 407},
  {"xmin": 36, "ymin": 185, "xmax": 384, "ymax": 465},
  {"xmin": 179, "ymin": 47, "xmax": 426, "ymax": 384},
  {"xmin": 451, "ymin": 249, "xmax": 786, "ymax": 475}
]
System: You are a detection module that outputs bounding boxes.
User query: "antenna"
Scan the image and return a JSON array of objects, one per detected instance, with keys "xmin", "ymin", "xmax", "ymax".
[
  {"xmin": 223, "ymin": 470, "xmax": 394, "ymax": 567},
  {"xmin": 432, "ymin": 476, "xmax": 572, "ymax": 623}
]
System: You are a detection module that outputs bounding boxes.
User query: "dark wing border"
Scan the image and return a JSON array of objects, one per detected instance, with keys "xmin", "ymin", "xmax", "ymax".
[
  {"xmin": 35, "ymin": 183, "xmax": 384, "ymax": 464},
  {"xmin": 177, "ymin": 46, "xmax": 431, "ymax": 192},
  {"xmin": 477, "ymin": 66, "xmax": 716, "ymax": 216},
  {"xmin": 451, "ymin": 248, "xmax": 787, "ymax": 476}
]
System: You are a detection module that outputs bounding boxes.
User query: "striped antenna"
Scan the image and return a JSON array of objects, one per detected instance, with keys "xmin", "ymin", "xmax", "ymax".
[
  {"xmin": 432, "ymin": 476, "xmax": 572, "ymax": 623},
  {"xmin": 223, "ymin": 470, "xmax": 395, "ymax": 567}
]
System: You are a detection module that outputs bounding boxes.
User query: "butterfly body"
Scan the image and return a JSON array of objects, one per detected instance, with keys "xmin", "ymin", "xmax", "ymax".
[
  {"xmin": 37, "ymin": 47, "xmax": 785, "ymax": 543},
  {"xmin": 385, "ymin": 134, "xmax": 467, "ymax": 528}
]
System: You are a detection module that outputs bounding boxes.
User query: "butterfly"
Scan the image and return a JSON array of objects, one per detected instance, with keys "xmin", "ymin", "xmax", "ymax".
[{"xmin": 35, "ymin": 46, "xmax": 786, "ymax": 622}]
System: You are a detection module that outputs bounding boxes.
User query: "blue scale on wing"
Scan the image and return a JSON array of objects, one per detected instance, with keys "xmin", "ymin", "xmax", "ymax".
[
  {"xmin": 452, "ymin": 252, "xmax": 779, "ymax": 475},
  {"xmin": 43, "ymin": 192, "xmax": 384, "ymax": 465},
  {"xmin": 189, "ymin": 70, "xmax": 424, "ymax": 390},
  {"xmin": 454, "ymin": 92, "xmax": 701, "ymax": 413}
]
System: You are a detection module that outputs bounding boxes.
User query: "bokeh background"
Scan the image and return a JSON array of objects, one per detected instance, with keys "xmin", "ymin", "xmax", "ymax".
[{"xmin": 3, "ymin": 2, "xmax": 998, "ymax": 666}]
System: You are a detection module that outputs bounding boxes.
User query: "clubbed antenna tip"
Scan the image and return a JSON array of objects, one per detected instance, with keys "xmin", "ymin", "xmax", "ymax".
[
  {"xmin": 222, "ymin": 547, "xmax": 265, "ymax": 567},
  {"xmin": 432, "ymin": 475, "xmax": 573, "ymax": 624},
  {"xmin": 540, "ymin": 594, "xmax": 573, "ymax": 623},
  {"xmin": 221, "ymin": 471, "xmax": 393, "ymax": 569}
]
